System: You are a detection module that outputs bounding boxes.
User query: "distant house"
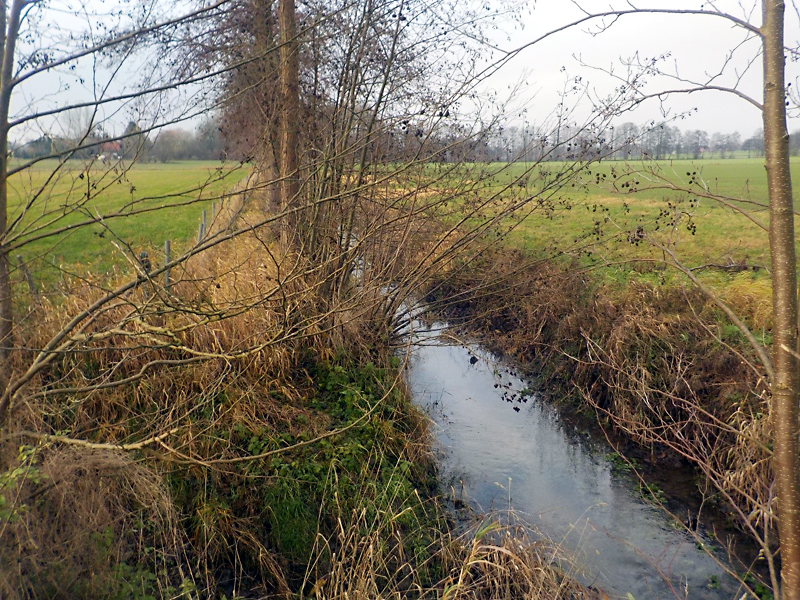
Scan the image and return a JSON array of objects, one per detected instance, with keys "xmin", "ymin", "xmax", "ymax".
[{"xmin": 99, "ymin": 140, "xmax": 122, "ymax": 161}]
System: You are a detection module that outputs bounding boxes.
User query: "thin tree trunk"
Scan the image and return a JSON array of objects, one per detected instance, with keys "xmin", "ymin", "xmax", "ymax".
[
  {"xmin": 763, "ymin": 1, "xmax": 800, "ymax": 597},
  {"xmin": 0, "ymin": 1, "xmax": 24, "ymax": 410},
  {"xmin": 0, "ymin": 0, "xmax": 10, "ymax": 373},
  {"xmin": 278, "ymin": 0, "xmax": 300, "ymax": 249}
]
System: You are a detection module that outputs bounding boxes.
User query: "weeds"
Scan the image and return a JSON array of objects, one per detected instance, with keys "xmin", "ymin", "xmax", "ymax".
[
  {"xmin": 638, "ymin": 482, "xmax": 667, "ymax": 505},
  {"xmin": 426, "ymin": 245, "xmax": 776, "ymax": 596},
  {"xmin": 0, "ymin": 168, "xmax": 610, "ymax": 598},
  {"xmin": 606, "ymin": 451, "xmax": 638, "ymax": 474}
]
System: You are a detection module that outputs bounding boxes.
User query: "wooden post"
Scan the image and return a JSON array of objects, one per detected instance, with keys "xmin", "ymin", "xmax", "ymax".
[
  {"xmin": 138, "ymin": 250, "xmax": 151, "ymax": 299},
  {"xmin": 198, "ymin": 210, "xmax": 207, "ymax": 243},
  {"xmin": 16, "ymin": 255, "xmax": 39, "ymax": 304},
  {"xmin": 164, "ymin": 240, "xmax": 171, "ymax": 290}
]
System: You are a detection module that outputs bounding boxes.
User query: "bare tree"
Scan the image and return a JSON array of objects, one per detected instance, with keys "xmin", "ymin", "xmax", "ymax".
[
  {"xmin": 762, "ymin": 2, "xmax": 800, "ymax": 594},
  {"xmin": 278, "ymin": 0, "xmax": 300, "ymax": 249},
  {"xmin": 686, "ymin": 128, "xmax": 710, "ymax": 159},
  {"xmin": 510, "ymin": 2, "xmax": 800, "ymax": 596},
  {"xmin": 0, "ymin": 0, "xmax": 258, "ymax": 424}
]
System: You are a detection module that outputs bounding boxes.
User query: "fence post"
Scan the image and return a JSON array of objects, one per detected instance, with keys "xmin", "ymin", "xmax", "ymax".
[
  {"xmin": 138, "ymin": 250, "xmax": 151, "ymax": 298},
  {"xmin": 164, "ymin": 240, "xmax": 171, "ymax": 291},
  {"xmin": 16, "ymin": 255, "xmax": 39, "ymax": 305},
  {"xmin": 198, "ymin": 209, "xmax": 207, "ymax": 243}
]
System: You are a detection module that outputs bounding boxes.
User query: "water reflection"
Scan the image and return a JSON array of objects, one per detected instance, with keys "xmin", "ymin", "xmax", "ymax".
[{"xmin": 408, "ymin": 328, "xmax": 743, "ymax": 599}]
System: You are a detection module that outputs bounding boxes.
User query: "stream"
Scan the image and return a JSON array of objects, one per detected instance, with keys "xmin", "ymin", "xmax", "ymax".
[{"xmin": 406, "ymin": 324, "xmax": 747, "ymax": 599}]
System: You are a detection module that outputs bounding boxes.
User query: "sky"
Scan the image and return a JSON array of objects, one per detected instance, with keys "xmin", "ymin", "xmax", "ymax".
[
  {"xmin": 13, "ymin": 0, "xmax": 800, "ymax": 143},
  {"xmin": 479, "ymin": 0, "xmax": 800, "ymax": 138}
]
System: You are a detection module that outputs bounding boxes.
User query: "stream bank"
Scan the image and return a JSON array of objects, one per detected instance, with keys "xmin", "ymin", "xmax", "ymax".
[
  {"xmin": 407, "ymin": 324, "xmax": 744, "ymax": 598},
  {"xmin": 2, "ymin": 327, "xmax": 602, "ymax": 599},
  {"xmin": 423, "ymin": 248, "xmax": 775, "ymax": 596}
]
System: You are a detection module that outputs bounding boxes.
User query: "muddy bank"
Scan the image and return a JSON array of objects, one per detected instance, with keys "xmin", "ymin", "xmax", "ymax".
[{"xmin": 424, "ymin": 249, "xmax": 774, "ymax": 590}]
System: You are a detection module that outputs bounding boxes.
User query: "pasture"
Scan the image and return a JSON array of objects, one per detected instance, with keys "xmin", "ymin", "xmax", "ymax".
[
  {"xmin": 406, "ymin": 156, "xmax": 794, "ymax": 324},
  {"xmin": 11, "ymin": 155, "xmax": 794, "ymax": 301},
  {"xmin": 477, "ymin": 158, "xmax": 796, "ymax": 283},
  {"xmin": 9, "ymin": 160, "xmax": 250, "ymax": 288}
]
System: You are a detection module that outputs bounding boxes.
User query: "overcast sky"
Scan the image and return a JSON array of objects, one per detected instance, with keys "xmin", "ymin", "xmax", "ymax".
[
  {"xmin": 480, "ymin": 0, "xmax": 800, "ymax": 138},
  {"xmin": 14, "ymin": 0, "xmax": 800, "ymax": 142}
]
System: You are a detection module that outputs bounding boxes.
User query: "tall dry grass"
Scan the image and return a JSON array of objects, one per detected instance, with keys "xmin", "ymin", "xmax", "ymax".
[
  {"xmin": 425, "ymin": 247, "xmax": 776, "ymax": 593},
  {"xmin": 0, "ymin": 184, "xmax": 600, "ymax": 598},
  {"xmin": 0, "ymin": 445, "xmax": 184, "ymax": 598}
]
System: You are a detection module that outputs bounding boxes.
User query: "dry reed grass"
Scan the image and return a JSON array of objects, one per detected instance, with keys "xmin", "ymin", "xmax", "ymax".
[
  {"xmin": 0, "ymin": 183, "xmax": 602, "ymax": 598},
  {"xmin": 0, "ymin": 446, "xmax": 182, "ymax": 599},
  {"xmin": 718, "ymin": 274, "xmax": 773, "ymax": 333},
  {"xmin": 0, "ymin": 186, "xmax": 335, "ymax": 596},
  {"xmin": 305, "ymin": 483, "xmax": 598, "ymax": 600},
  {"xmin": 426, "ymin": 247, "xmax": 776, "ymax": 591}
]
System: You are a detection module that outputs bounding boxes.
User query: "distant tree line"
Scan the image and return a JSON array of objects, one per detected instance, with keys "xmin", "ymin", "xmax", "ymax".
[
  {"xmin": 349, "ymin": 121, "xmax": 785, "ymax": 164},
  {"xmin": 11, "ymin": 118, "xmax": 226, "ymax": 163},
  {"xmin": 147, "ymin": 119, "xmax": 226, "ymax": 162},
  {"xmin": 478, "ymin": 123, "xmax": 774, "ymax": 162},
  {"xmin": 12, "ymin": 115, "xmax": 800, "ymax": 164},
  {"xmin": 469, "ymin": 123, "xmax": 800, "ymax": 162}
]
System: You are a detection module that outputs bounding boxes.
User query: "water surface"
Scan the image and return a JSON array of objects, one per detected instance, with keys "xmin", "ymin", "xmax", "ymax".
[{"xmin": 408, "ymin": 329, "xmax": 744, "ymax": 599}]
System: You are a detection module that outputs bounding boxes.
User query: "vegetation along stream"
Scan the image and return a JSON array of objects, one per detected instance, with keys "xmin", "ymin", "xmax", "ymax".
[{"xmin": 406, "ymin": 323, "xmax": 746, "ymax": 599}]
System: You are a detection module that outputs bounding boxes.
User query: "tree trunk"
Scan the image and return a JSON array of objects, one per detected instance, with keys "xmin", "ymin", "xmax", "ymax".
[
  {"xmin": 0, "ymin": 1, "xmax": 25, "ymax": 413},
  {"xmin": 763, "ymin": 1, "xmax": 800, "ymax": 597},
  {"xmin": 278, "ymin": 0, "xmax": 300, "ymax": 249}
]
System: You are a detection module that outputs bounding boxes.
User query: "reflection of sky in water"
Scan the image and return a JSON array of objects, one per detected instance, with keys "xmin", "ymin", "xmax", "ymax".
[{"xmin": 408, "ymin": 332, "xmax": 743, "ymax": 599}]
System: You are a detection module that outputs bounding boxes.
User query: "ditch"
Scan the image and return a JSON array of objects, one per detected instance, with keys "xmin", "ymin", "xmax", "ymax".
[{"xmin": 406, "ymin": 321, "xmax": 759, "ymax": 599}]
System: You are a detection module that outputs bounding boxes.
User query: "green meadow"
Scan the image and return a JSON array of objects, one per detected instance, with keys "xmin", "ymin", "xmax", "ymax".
[
  {"xmin": 472, "ymin": 158, "xmax": 798, "ymax": 283},
  {"xmin": 11, "ymin": 156, "xmax": 795, "ymax": 297},
  {"xmin": 9, "ymin": 160, "xmax": 249, "ymax": 287}
]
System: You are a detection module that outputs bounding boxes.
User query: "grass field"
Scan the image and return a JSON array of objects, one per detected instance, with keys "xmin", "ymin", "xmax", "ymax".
[
  {"xmin": 9, "ymin": 160, "xmax": 250, "ymax": 288},
  {"xmin": 11, "ymin": 155, "xmax": 794, "ymax": 300},
  {"xmin": 469, "ymin": 157, "xmax": 800, "ymax": 284},
  {"xmin": 398, "ymin": 156, "xmax": 798, "ymax": 328}
]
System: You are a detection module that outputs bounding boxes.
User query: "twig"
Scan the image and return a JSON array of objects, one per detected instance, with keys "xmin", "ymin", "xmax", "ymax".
[
  {"xmin": 9, "ymin": 428, "xmax": 181, "ymax": 451},
  {"xmin": 164, "ymin": 405, "xmax": 377, "ymax": 466}
]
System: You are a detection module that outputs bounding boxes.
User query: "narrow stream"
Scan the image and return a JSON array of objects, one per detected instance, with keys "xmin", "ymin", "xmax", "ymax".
[{"xmin": 407, "ymin": 325, "xmax": 746, "ymax": 599}]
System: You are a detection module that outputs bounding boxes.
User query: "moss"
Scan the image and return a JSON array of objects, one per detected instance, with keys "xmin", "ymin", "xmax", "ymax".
[{"xmin": 163, "ymin": 355, "xmax": 439, "ymax": 591}]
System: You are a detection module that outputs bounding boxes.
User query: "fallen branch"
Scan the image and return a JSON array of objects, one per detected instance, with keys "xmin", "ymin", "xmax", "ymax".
[{"xmin": 8, "ymin": 428, "xmax": 181, "ymax": 451}]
